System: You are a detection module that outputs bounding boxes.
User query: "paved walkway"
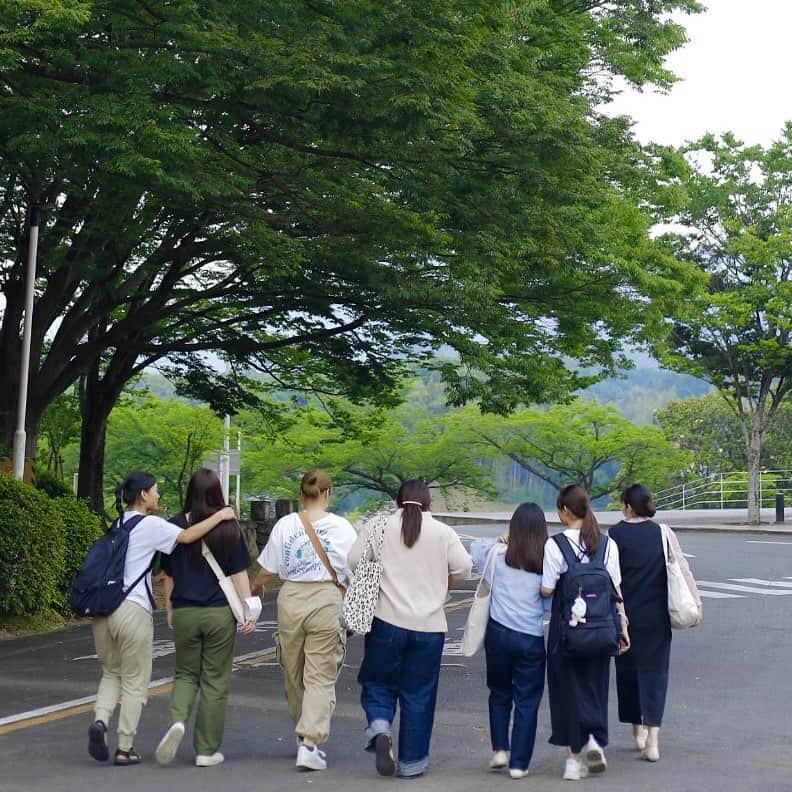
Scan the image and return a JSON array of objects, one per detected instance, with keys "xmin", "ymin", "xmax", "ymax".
[{"xmin": 2, "ymin": 530, "xmax": 792, "ymax": 790}]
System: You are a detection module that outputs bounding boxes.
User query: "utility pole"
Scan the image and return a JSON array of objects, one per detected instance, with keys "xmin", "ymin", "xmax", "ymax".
[
  {"xmin": 12, "ymin": 205, "xmax": 41, "ymax": 480},
  {"xmin": 220, "ymin": 413, "xmax": 231, "ymax": 502}
]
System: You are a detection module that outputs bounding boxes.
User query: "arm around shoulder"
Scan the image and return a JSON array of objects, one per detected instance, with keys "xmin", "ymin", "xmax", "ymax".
[
  {"xmin": 447, "ymin": 529, "xmax": 473, "ymax": 582},
  {"xmin": 176, "ymin": 507, "xmax": 236, "ymax": 544}
]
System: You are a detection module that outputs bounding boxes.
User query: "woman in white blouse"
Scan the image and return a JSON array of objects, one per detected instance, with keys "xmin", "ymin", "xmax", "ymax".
[{"xmin": 540, "ymin": 485, "xmax": 629, "ymax": 781}]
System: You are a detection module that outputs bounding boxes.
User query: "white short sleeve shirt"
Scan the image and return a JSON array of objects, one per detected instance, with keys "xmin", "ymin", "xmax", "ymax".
[
  {"xmin": 257, "ymin": 512, "xmax": 357, "ymax": 587},
  {"xmin": 542, "ymin": 529, "xmax": 622, "ymax": 591},
  {"xmin": 123, "ymin": 511, "xmax": 182, "ymax": 611}
]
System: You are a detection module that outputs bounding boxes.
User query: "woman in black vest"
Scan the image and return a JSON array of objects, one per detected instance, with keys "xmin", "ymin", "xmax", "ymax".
[{"xmin": 609, "ymin": 484, "xmax": 701, "ymax": 762}]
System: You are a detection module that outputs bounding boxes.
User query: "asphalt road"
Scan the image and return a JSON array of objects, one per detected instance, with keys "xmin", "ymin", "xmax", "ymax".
[{"xmin": 1, "ymin": 530, "xmax": 791, "ymax": 791}]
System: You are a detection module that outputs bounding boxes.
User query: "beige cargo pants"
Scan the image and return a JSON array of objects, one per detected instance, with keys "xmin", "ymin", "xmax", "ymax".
[{"xmin": 275, "ymin": 581, "xmax": 346, "ymax": 745}]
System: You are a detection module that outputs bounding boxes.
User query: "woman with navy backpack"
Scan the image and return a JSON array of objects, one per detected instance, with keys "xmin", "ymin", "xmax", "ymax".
[
  {"xmin": 87, "ymin": 471, "xmax": 235, "ymax": 767},
  {"xmin": 540, "ymin": 485, "xmax": 629, "ymax": 781}
]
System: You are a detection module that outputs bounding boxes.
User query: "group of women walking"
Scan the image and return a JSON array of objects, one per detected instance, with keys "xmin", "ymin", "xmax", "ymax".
[{"xmin": 86, "ymin": 466, "xmax": 700, "ymax": 782}]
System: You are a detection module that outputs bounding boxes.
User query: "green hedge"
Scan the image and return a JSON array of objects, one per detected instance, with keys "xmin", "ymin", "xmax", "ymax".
[
  {"xmin": 51, "ymin": 496, "xmax": 103, "ymax": 609},
  {"xmin": 0, "ymin": 475, "xmax": 66, "ymax": 617},
  {"xmin": 0, "ymin": 476, "xmax": 104, "ymax": 617}
]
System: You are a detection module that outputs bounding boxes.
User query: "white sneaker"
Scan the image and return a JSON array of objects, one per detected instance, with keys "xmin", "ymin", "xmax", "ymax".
[
  {"xmin": 634, "ymin": 726, "xmax": 648, "ymax": 751},
  {"xmin": 155, "ymin": 721, "xmax": 185, "ymax": 766},
  {"xmin": 490, "ymin": 750, "xmax": 509, "ymax": 769},
  {"xmin": 195, "ymin": 752, "xmax": 224, "ymax": 767},
  {"xmin": 643, "ymin": 743, "xmax": 660, "ymax": 762},
  {"xmin": 563, "ymin": 758, "xmax": 589, "ymax": 781},
  {"xmin": 296, "ymin": 743, "xmax": 327, "ymax": 771},
  {"xmin": 584, "ymin": 735, "xmax": 607, "ymax": 774},
  {"xmin": 509, "ymin": 768, "xmax": 528, "ymax": 779}
]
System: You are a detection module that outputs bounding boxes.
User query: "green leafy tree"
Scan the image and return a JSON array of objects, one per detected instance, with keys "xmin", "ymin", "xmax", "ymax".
[
  {"xmin": 102, "ymin": 396, "xmax": 224, "ymax": 514},
  {"xmin": 656, "ymin": 393, "xmax": 792, "ymax": 476},
  {"xmin": 649, "ymin": 127, "xmax": 792, "ymax": 522},
  {"xmin": 1, "ymin": 0, "xmax": 700, "ymax": 512},
  {"xmin": 38, "ymin": 389, "xmax": 80, "ymax": 479},
  {"xmin": 472, "ymin": 398, "xmax": 690, "ymax": 501}
]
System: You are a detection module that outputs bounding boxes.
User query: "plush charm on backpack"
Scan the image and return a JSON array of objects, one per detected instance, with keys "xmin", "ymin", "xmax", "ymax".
[{"xmin": 569, "ymin": 590, "xmax": 587, "ymax": 627}]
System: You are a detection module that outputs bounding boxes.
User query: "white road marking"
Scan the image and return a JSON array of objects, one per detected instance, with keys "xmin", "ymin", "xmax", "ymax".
[
  {"xmin": 730, "ymin": 578, "xmax": 792, "ymax": 589},
  {"xmin": 696, "ymin": 581, "xmax": 792, "ymax": 595},
  {"xmin": 682, "ymin": 552, "xmax": 696, "ymax": 558},
  {"xmin": 698, "ymin": 590, "xmax": 744, "ymax": 599},
  {"xmin": 746, "ymin": 541, "xmax": 792, "ymax": 545}
]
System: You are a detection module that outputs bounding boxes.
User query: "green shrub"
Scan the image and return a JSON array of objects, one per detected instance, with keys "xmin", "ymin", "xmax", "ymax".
[
  {"xmin": 51, "ymin": 496, "xmax": 103, "ymax": 611},
  {"xmin": 34, "ymin": 468, "xmax": 73, "ymax": 499},
  {"xmin": 0, "ymin": 475, "xmax": 66, "ymax": 617}
]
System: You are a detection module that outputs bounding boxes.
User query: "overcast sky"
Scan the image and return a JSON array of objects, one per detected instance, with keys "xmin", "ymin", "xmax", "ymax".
[{"xmin": 606, "ymin": 0, "xmax": 791, "ymax": 147}]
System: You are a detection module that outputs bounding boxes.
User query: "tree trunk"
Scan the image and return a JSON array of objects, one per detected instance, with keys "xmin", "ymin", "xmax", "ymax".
[
  {"xmin": 746, "ymin": 421, "xmax": 763, "ymax": 525},
  {"xmin": 76, "ymin": 391, "xmax": 112, "ymax": 517}
]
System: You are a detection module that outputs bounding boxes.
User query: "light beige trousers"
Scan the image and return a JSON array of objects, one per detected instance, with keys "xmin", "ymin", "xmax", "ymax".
[
  {"xmin": 275, "ymin": 581, "xmax": 346, "ymax": 745},
  {"xmin": 92, "ymin": 599, "xmax": 153, "ymax": 751}
]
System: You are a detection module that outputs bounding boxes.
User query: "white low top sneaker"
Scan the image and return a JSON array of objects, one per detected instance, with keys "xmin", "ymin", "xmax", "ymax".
[
  {"xmin": 155, "ymin": 721, "xmax": 185, "ymax": 766},
  {"xmin": 563, "ymin": 758, "xmax": 589, "ymax": 781},
  {"xmin": 584, "ymin": 735, "xmax": 607, "ymax": 774},
  {"xmin": 195, "ymin": 752, "xmax": 224, "ymax": 767},
  {"xmin": 635, "ymin": 726, "xmax": 648, "ymax": 752},
  {"xmin": 296, "ymin": 743, "xmax": 327, "ymax": 771},
  {"xmin": 490, "ymin": 750, "xmax": 509, "ymax": 769}
]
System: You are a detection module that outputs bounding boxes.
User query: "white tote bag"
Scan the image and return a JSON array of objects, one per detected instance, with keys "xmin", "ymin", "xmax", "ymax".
[
  {"xmin": 342, "ymin": 514, "xmax": 387, "ymax": 635},
  {"xmin": 202, "ymin": 540, "xmax": 246, "ymax": 624},
  {"xmin": 659, "ymin": 524, "xmax": 699, "ymax": 629},
  {"xmin": 461, "ymin": 543, "xmax": 501, "ymax": 657}
]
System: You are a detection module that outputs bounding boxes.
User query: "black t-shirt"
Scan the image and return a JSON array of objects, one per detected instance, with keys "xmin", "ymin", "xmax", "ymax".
[{"xmin": 161, "ymin": 514, "xmax": 251, "ymax": 608}]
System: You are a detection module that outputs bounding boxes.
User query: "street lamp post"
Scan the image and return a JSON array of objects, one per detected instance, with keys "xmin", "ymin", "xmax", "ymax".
[{"xmin": 12, "ymin": 204, "xmax": 41, "ymax": 480}]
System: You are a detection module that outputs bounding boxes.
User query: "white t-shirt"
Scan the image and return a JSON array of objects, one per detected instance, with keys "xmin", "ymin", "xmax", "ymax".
[
  {"xmin": 542, "ymin": 529, "xmax": 622, "ymax": 591},
  {"xmin": 122, "ymin": 510, "xmax": 182, "ymax": 612},
  {"xmin": 257, "ymin": 512, "xmax": 357, "ymax": 587}
]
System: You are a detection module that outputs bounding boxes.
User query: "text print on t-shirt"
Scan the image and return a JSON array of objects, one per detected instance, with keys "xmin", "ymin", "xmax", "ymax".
[{"xmin": 283, "ymin": 523, "xmax": 331, "ymax": 577}]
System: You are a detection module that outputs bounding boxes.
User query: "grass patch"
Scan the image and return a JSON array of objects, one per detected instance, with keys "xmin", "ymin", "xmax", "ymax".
[{"xmin": 0, "ymin": 609, "xmax": 82, "ymax": 639}]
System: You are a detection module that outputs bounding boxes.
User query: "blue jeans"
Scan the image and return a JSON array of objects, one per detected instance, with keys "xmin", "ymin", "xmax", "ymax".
[
  {"xmin": 485, "ymin": 618, "xmax": 546, "ymax": 771},
  {"xmin": 358, "ymin": 617, "xmax": 445, "ymax": 777}
]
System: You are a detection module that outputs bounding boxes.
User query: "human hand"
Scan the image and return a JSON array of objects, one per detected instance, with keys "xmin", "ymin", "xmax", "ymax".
[
  {"xmin": 498, "ymin": 533, "xmax": 509, "ymax": 544},
  {"xmin": 239, "ymin": 619, "xmax": 256, "ymax": 635},
  {"xmin": 618, "ymin": 628, "xmax": 631, "ymax": 654},
  {"xmin": 691, "ymin": 605, "xmax": 703, "ymax": 627},
  {"xmin": 218, "ymin": 506, "xmax": 236, "ymax": 522},
  {"xmin": 251, "ymin": 584, "xmax": 263, "ymax": 598}
]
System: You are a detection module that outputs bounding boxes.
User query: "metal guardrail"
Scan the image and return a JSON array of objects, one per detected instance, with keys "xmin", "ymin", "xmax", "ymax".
[{"xmin": 654, "ymin": 471, "xmax": 792, "ymax": 510}]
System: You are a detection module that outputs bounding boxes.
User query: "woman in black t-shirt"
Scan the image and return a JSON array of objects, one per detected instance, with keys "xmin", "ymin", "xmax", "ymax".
[{"xmin": 154, "ymin": 468, "xmax": 256, "ymax": 768}]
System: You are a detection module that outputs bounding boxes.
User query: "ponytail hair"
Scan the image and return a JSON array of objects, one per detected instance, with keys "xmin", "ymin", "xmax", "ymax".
[
  {"xmin": 621, "ymin": 483, "xmax": 656, "ymax": 518},
  {"xmin": 557, "ymin": 484, "xmax": 600, "ymax": 556},
  {"xmin": 396, "ymin": 479, "xmax": 430, "ymax": 549},
  {"xmin": 115, "ymin": 471, "xmax": 157, "ymax": 527}
]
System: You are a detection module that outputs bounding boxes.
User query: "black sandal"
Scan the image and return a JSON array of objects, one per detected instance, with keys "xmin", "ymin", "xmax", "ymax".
[
  {"xmin": 374, "ymin": 733, "xmax": 395, "ymax": 777},
  {"xmin": 113, "ymin": 748, "xmax": 141, "ymax": 766},
  {"xmin": 88, "ymin": 720, "xmax": 109, "ymax": 762}
]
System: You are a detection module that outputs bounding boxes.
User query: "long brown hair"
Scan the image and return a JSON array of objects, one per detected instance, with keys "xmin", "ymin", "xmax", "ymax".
[
  {"xmin": 505, "ymin": 502, "xmax": 547, "ymax": 573},
  {"xmin": 557, "ymin": 484, "xmax": 600, "ymax": 556},
  {"xmin": 396, "ymin": 479, "xmax": 430, "ymax": 549},
  {"xmin": 182, "ymin": 468, "xmax": 240, "ymax": 564}
]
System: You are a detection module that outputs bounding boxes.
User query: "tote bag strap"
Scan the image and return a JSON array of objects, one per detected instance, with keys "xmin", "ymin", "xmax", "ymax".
[
  {"xmin": 659, "ymin": 523, "xmax": 672, "ymax": 563},
  {"xmin": 299, "ymin": 512, "xmax": 346, "ymax": 595},
  {"xmin": 475, "ymin": 542, "xmax": 501, "ymax": 597},
  {"xmin": 201, "ymin": 540, "xmax": 245, "ymax": 621}
]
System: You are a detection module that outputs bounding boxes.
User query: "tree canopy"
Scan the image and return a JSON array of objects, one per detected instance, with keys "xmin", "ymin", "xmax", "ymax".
[
  {"xmin": 1, "ymin": 0, "xmax": 701, "ymax": 509},
  {"xmin": 649, "ymin": 126, "xmax": 792, "ymax": 521}
]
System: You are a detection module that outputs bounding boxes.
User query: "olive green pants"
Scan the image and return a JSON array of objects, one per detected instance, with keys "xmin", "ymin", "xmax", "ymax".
[
  {"xmin": 275, "ymin": 581, "xmax": 346, "ymax": 745},
  {"xmin": 170, "ymin": 605, "xmax": 237, "ymax": 755}
]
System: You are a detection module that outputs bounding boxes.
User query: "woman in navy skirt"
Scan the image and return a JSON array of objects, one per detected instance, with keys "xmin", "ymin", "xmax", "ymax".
[
  {"xmin": 541, "ymin": 485, "xmax": 630, "ymax": 781},
  {"xmin": 609, "ymin": 484, "xmax": 701, "ymax": 762}
]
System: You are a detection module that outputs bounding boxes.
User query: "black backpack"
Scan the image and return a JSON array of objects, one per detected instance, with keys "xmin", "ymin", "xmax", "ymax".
[
  {"xmin": 552, "ymin": 533, "xmax": 620, "ymax": 658},
  {"xmin": 70, "ymin": 515, "xmax": 154, "ymax": 617}
]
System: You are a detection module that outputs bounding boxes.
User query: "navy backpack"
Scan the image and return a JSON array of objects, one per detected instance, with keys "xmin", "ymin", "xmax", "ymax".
[
  {"xmin": 70, "ymin": 515, "xmax": 154, "ymax": 617},
  {"xmin": 552, "ymin": 533, "xmax": 621, "ymax": 657}
]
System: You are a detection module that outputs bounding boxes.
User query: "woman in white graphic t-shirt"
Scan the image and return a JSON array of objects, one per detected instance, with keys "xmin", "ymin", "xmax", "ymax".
[
  {"xmin": 252, "ymin": 469, "xmax": 356, "ymax": 772},
  {"xmin": 88, "ymin": 470, "xmax": 235, "ymax": 767}
]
